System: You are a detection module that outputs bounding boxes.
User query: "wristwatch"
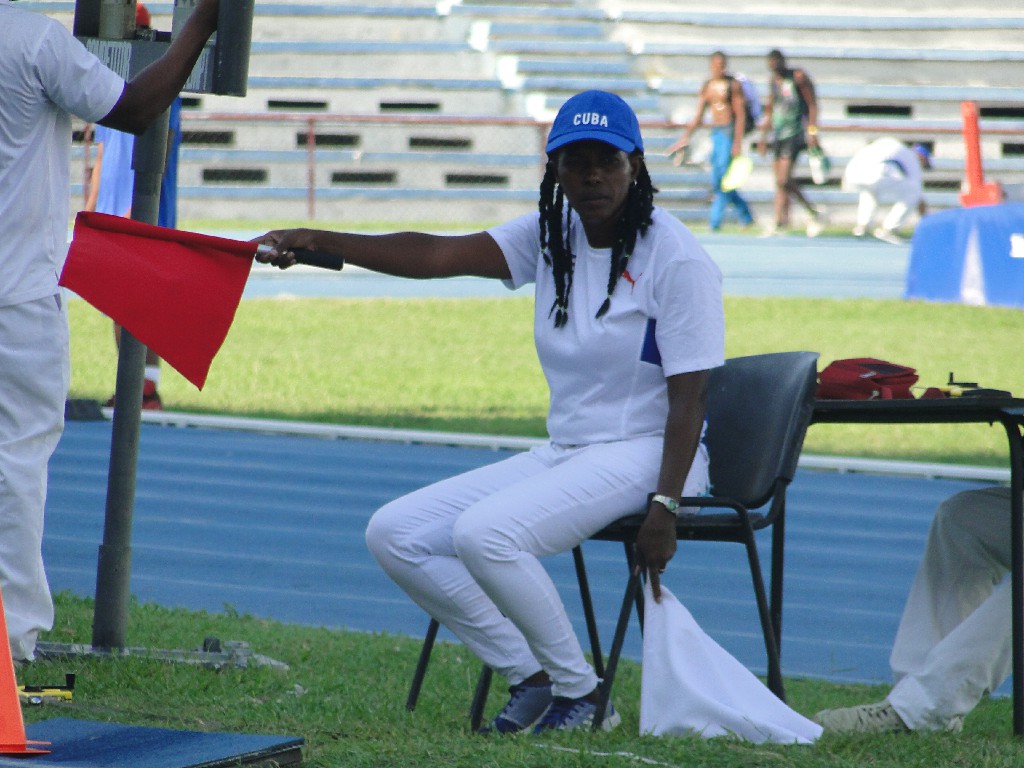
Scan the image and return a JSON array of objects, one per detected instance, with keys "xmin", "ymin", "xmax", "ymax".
[{"xmin": 651, "ymin": 494, "xmax": 681, "ymax": 516}]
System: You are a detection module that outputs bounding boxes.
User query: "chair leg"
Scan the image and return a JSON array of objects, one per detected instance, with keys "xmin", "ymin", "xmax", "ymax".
[
  {"xmin": 622, "ymin": 541, "xmax": 646, "ymax": 631},
  {"xmin": 572, "ymin": 545, "xmax": 605, "ymax": 680},
  {"xmin": 770, "ymin": 508, "xmax": 786, "ymax": 662},
  {"xmin": 406, "ymin": 617, "xmax": 440, "ymax": 712},
  {"xmin": 405, "ymin": 617, "xmax": 495, "ymax": 731},
  {"xmin": 740, "ymin": 526, "xmax": 785, "ymax": 701},
  {"xmin": 593, "ymin": 567, "xmax": 642, "ymax": 730},
  {"xmin": 469, "ymin": 665, "xmax": 493, "ymax": 732}
]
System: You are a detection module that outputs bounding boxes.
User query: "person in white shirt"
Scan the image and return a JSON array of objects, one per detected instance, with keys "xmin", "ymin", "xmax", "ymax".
[
  {"xmin": 255, "ymin": 90, "xmax": 725, "ymax": 735},
  {"xmin": 815, "ymin": 486, "xmax": 1014, "ymax": 733},
  {"xmin": 0, "ymin": 0, "xmax": 219, "ymax": 662},
  {"xmin": 841, "ymin": 137, "xmax": 931, "ymax": 245}
]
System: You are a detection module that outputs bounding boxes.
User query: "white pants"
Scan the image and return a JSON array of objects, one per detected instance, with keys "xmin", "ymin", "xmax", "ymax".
[
  {"xmin": 887, "ymin": 486, "xmax": 1013, "ymax": 730},
  {"xmin": 366, "ymin": 437, "xmax": 709, "ymax": 699},
  {"xmin": 843, "ymin": 164, "xmax": 921, "ymax": 231},
  {"xmin": 0, "ymin": 295, "xmax": 68, "ymax": 660}
]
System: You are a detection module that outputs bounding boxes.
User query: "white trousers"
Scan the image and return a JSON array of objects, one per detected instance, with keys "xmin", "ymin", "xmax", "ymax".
[
  {"xmin": 887, "ymin": 486, "xmax": 1013, "ymax": 730},
  {"xmin": 366, "ymin": 437, "xmax": 709, "ymax": 699},
  {"xmin": 844, "ymin": 165, "xmax": 921, "ymax": 231},
  {"xmin": 0, "ymin": 295, "xmax": 68, "ymax": 660}
]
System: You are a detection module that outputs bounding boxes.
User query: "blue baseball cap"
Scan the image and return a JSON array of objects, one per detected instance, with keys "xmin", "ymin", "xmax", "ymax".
[
  {"xmin": 911, "ymin": 143, "xmax": 932, "ymax": 168},
  {"xmin": 545, "ymin": 90, "xmax": 644, "ymax": 155}
]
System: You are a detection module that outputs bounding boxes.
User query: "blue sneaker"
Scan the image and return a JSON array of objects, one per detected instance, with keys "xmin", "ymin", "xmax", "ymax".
[
  {"xmin": 479, "ymin": 683, "xmax": 553, "ymax": 735},
  {"xmin": 533, "ymin": 695, "xmax": 621, "ymax": 733}
]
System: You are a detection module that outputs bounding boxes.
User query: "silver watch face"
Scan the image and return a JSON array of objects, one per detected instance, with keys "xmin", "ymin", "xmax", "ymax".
[{"xmin": 654, "ymin": 494, "xmax": 679, "ymax": 512}]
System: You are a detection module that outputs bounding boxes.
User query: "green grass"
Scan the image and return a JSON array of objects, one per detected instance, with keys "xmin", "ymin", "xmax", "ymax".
[
  {"xmin": 68, "ymin": 294, "xmax": 1023, "ymax": 465},
  {"xmin": 19, "ymin": 593, "xmax": 1022, "ymax": 767}
]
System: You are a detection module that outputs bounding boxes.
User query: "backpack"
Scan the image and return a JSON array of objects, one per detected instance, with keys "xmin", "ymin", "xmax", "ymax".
[
  {"xmin": 816, "ymin": 358, "xmax": 919, "ymax": 400},
  {"xmin": 728, "ymin": 73, "xmax": 761, "ymax": 135}
]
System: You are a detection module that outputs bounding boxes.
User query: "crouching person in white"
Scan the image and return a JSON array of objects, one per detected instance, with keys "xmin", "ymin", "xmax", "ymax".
[
  {"xmin": 841, "ymin": 137, "xmax": 930, "ymax": 245},
  {"xmin": 816, "ymin": 486, "xmax": 1013, "ymax": 733}
]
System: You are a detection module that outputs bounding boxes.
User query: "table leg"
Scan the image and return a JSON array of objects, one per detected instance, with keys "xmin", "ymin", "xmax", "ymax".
[{"xmin": 1003, "ymin": 417, "xmax": 1024, "ymax": 736}]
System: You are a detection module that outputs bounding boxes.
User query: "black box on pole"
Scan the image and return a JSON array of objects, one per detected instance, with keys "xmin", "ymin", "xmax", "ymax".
[{"xmin": 74, "ymin": 0, "xmax": 254, "ymax": 96}]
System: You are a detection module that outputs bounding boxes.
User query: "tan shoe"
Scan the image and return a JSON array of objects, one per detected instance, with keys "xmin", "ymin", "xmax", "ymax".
[
  {"xmin": 814, "ymin": 701, "xmax": 964, "ymax": 734},
  {"xmin": 814, "ymin": 701, "xmax": 909, "ymax": 734}
]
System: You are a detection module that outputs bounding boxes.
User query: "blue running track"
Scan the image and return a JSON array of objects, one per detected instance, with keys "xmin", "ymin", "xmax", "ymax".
[{"xmin": 46, "ymin": 418, "xmax": 995, "ymax": 689}]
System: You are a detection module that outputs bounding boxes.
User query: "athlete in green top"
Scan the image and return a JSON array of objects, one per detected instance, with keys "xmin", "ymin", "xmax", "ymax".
[{"xmin": 758, "ymin": 49, "xmax": 825, "ymax": 236}]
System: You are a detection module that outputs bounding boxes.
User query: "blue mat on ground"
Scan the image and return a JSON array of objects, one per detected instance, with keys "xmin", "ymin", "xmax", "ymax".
[
  {"xmin": 0, "ymin": 718, "xmax": 303, "ymax": 767},
  {"xmin": 905, "ymin": 202, "xmax": 1024, "ymax": 308}
]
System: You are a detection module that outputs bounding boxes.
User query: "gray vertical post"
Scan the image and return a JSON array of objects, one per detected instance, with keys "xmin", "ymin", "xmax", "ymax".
[
  {"xmin": 91, "ymin": 111, "xmax": 169, "ymax": 650},
  {"xmin": 212, "ymin": 0, "xmax": 254, "ymax": 97}
]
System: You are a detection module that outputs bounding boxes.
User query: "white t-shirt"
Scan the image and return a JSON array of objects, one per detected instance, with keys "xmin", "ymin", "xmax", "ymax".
[
  {"xmin": 0, "ymin": 1, "xmax": 124, "ymax": 307},
  {"xmin": 489, "ymin": 206, "xmax": 724, "ymax": 445}
]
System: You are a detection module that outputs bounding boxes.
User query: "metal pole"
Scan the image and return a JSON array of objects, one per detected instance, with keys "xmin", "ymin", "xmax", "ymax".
[
  {"xmin": 306, "ymin": 117, "xmax": 316, "ymax": 221},
  {"xmin": 91, "ymin": 110, "xmax": 169, "ymax": 650}
]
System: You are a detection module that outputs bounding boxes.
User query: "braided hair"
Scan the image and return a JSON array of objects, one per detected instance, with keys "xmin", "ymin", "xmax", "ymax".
[{"xmin": 538, "ymin": 153, "xmax": 657, "ymax": 328}]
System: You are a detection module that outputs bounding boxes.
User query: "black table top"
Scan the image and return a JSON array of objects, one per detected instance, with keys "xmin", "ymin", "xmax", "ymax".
[{"xmin": 812, "ymin": 396, "xmax": 1024, "ymax": 424}]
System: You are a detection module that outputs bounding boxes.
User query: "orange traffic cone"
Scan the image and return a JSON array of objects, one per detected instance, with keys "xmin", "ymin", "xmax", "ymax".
[
  {"xmin": 0, "ymin": 585, "xmax": 49, "ymax": 755},
  {"xmin": 959, "ymin": 100, "xmax": 1004, "ymax": 208}
]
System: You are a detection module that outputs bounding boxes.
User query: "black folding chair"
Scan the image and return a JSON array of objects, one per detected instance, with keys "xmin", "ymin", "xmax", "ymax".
[{"xmin": 407, "ymin": 350, "xmax": 820, "ymax": 731}]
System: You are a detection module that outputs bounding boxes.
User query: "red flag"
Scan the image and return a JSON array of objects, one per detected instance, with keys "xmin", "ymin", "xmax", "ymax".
[{"xmin": 60, "ymin": 212, "xmax": 255, "ymax": 390}]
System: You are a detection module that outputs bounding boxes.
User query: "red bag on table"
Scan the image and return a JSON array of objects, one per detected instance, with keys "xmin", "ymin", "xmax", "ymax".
[{"xmin": 817, "ymin": 358, "xmax": 918, "ymax": 400}]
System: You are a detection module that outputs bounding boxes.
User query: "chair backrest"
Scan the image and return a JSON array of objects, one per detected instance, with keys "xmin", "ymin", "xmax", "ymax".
[{"xmin": 704, "ymin": 351, "xmax": 820, "ymax": 509}]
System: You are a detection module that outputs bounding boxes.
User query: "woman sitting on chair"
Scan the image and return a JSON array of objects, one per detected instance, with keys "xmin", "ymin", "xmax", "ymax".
[{"xmin": 254, "ymin": 90, "xmax": 725, "ymax": 734}]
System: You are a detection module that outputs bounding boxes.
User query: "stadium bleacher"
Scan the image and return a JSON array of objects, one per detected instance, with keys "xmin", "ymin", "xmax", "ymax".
[{"xmin": 31, "ymin": 0, "xmax": 1024, "ymax": 227}]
